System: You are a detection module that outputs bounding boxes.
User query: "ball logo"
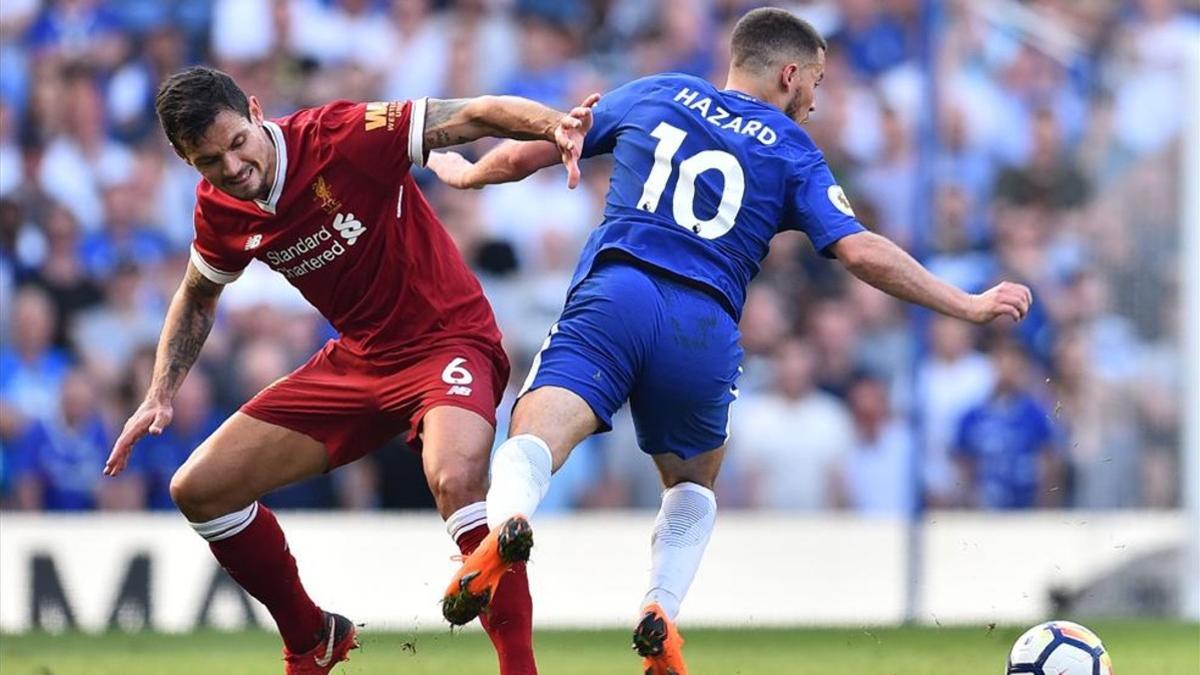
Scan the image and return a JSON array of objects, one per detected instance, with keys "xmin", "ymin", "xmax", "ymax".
[
  {"xmin": 827, "ymin": 185, "xmax": 855, "ymax": 217},
  {"xmin": 332, "ymin": 213, "xmax": 366, "ymax": 246}
]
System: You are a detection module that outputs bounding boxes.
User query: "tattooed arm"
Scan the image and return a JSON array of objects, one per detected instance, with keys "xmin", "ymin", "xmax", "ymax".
[
  {"xmin": 105, "ymin": 261, "xmax": 223, "ymax": 476},
  {"xmin": 422, "ymin": 97, "xmax": 563, "ymax": 148},
  {"xmin": 420, "ymin": 94, "xmax": 597, "ymax": 188}
]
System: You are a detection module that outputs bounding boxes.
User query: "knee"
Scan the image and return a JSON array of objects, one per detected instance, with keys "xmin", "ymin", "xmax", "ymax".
[
  {"xmin": 428, "ymin": 463, "xmax": 487, "ymax": 511},
  {"xmin": 170, "ymin": 465, "xmax": 224, "ymax": 522}
]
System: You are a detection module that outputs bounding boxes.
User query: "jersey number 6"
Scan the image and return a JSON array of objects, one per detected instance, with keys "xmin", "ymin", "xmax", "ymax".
[{"xmin": 636, "ymin": 121, "xmax": 745, "ymax": 240}]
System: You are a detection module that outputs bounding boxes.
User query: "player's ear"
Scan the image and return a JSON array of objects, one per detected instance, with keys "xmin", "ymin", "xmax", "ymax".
[
  {"xmin": 248, "ymin": 95, "xmax": 264, "ymax": 124},
  {"xmin": 780, "ymin": 63, "xmax": 800, "ymax": 93}
]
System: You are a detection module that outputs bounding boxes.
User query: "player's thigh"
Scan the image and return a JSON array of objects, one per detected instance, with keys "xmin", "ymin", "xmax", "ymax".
[
  {"xmin": 630, "ymin": 278, "xmax": 742, "ymax": 471},
  {"xmin": 419, "ymin": 405, "xmax": 496, "ymax": 518},
  {"xmin": 171, "ymin": 412, "xmax": 329, "ymax": 520}
]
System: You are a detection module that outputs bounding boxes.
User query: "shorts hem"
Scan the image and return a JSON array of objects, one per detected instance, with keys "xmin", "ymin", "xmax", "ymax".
[{"xmin": 236, "ymin": 405, "xmax": 339, "ymax": 471}]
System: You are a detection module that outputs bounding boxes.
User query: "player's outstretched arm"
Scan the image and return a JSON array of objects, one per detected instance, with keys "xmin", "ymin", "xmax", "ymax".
[
  {"xmin": 831, "ymin": 231, "xmax": 1032, "ymax": 324},
  {"xmin": 104, "ymin": 261, "xmax": 223, "ymax": 476},
  {"xmin": 427, "ymin": 141, "xmax": 560, "ymax": 190},
  {"xmin": 422, "ymin": 94, "xmax": 599, "ymax": 188}
]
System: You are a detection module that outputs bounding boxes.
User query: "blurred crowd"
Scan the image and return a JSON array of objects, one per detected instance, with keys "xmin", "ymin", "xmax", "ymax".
[{"xmin": 0, "ymin": 0, "xmax": 1195, "ymax": 514}]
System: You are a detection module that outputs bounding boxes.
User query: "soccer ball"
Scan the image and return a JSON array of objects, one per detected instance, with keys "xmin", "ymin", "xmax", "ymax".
[{"xmin": 1006, "ymin": 621, "xmax": 1114, "ymax": 675}]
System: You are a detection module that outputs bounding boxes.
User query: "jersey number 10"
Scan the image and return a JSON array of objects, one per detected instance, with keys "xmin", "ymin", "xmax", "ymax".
[{"xmin": 637, "ymin": 121, "xmax": 746, "ymax": 240}]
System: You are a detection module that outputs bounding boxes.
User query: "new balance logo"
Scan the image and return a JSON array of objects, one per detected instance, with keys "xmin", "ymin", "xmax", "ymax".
[
  {"xmin": 244, "ymin": 234, "xmax": 262, "ymax": 250},
  {"xmin": 447, "ymin": 385, "xmax": 473, "ymax": 397},
  {"xmin": 332, "ymin": 213, "xmax": 366, "ymax": 246}
]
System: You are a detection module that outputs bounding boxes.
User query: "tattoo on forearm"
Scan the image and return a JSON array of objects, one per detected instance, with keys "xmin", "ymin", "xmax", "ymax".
[
  {"xmin": 161, "ymin": 302, "xmax": 214, "ymax": 393},
  {"xmin": 154, "ymin": 266, "xmax": 220, "ymax": 396},
  {"xmin": 424, "ymin": 98, "xmax": 471, "ymax": 149},
  {"xmin": 422, "ymin": 97, "xmax": 559, "ymax": 149}
]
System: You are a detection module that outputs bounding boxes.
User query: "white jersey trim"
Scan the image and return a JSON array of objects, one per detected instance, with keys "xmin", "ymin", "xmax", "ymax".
[
  {"xmin": 254, "ymin": 120, "xmax": 288, "ymax": 215},
  {"xmin": 408, "ymin": 97, "xmax": 428, "ymax": 168},
  {"xmin": 189, "ymin": 244, "xmax": 242, "ymax": 285}
]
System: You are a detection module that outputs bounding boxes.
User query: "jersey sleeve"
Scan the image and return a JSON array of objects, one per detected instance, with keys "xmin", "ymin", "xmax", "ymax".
[
  {"xmin": 783, "ymin": 153, "xmax": 867, "ymax": 257},
  {"xmin": 582, "ymin": 77, "xmax": 652, "ymax": 158},
  {"xmin": 321, "ymin": 99, "xmax": 426, "ymax": 175},
  {"xmin": 189, "ymin": 203, "xmax": 251, "ymax": 285}
]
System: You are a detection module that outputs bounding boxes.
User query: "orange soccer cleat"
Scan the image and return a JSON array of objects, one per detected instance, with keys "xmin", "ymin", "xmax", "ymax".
[
  {"xmin": 441, "ymin": 515, "xmax": 533, "ymax": 626},
  {"xmin": 283, "ymin": 611, "xmax": 360, "ymax": 675},
  {"xmin": 632, "ymin": 603, "xmax": 687, "ymax": 675}
]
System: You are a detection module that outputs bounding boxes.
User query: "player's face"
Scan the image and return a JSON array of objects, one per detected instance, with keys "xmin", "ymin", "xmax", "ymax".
[
  {"xmin": 784, "ymin": 49, "xmax": 825, "ymax": 124},
  {"xmin": 178, "ymin": 96, "xmax": 275, "ymax": 202}
]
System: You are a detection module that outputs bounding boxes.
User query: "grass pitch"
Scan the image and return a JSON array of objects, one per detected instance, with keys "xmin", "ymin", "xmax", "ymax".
[{"xmin": 1, "ymin": 622, "xmax": 1197, "ymax": 675}]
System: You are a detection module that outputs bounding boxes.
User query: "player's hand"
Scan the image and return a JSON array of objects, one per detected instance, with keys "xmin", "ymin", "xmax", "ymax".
[
  {"xmin": 105, "ymin": 397, "xmax": 173, "ymax": 476},
  {"xmin": 427, "ymin": 151, "xmax": 480, "ymax": 190},
  {"xmin": 965, "ymin": 281, "xmax": 1033, "ymax": 324},
  {"xmin": 553, "ymin": 92, "xmax": 601, "ymax": 190}
]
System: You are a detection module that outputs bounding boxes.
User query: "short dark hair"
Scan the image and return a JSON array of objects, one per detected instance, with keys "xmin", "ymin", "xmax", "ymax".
[
  {"xmin": 155, "ymin": 66, "xmax": 250, "ymax": 153},
  {"xmin": 730, "ymin": 8, "xmax": 827, "ymax": 72}
]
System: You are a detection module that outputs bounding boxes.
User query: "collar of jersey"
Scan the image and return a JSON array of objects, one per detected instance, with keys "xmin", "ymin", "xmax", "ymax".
[
  {"xmin": 254, "ymin": 120, "xmax": 287, "ymax": 216},
  {"xmin": 721, "ymin": 88, "xmax": 771, "ymax": 107}
]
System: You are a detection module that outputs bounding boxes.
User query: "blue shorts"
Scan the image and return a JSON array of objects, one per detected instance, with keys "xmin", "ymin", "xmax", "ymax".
[{"xmin": 521, "ymin": 260, "xmax": 743, "ymax": 460}]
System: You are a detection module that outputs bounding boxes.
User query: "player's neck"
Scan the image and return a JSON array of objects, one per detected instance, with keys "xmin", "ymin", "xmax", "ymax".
[{"xmin": 723, "ymin": 72, "xmax": 784, "ymax": 112}]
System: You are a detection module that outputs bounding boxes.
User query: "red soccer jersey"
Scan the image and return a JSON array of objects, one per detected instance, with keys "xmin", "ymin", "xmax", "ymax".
[{"xmin": 189, "ymin": 99, "xmax": 503, "ymax": 361}]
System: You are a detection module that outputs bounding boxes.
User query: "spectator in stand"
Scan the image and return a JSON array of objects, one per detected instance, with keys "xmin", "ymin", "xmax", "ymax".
[
  {"xmin": 728, "ymin": 338, "xmax": 855, "ymax": 510},
  {"xmin": 36, "ymin": 65, "xmax": 133, "ymax": 231},
  {"xmin": 381, "ymin": 0, "xmax": 451, "ymax": 103},
  {"xmin": 80, "ymin": 182, "xmax": 170, "ymax": 279},
  {"xmin": 71, "ymin": 260, "xmax": 163, "ymax": 389},
  {"xmin": 830, "ymin": 0, "xmax": 912, "ymax": 78},
  {"xmin": 23, "ymin": 0, "xmax": 126, "ymax": 69},
  {"xmin": 830, "ymin": 372, "xmax": 917, "ymax": 516},
  {"xmin": 24, "ymin": 204, "xmax": 103, "ymax": 350},
  {"xmin": 8, "ymin": 368, "xmax": 142, "ymax": 510},
  {"xmin": 953, "ymin": 339, "xmax": 1064, "ymax": 509},
  {"xmin": 0, "ymin": 285, "xmax": 70, "ymax": 423},
  {"xmin": 807, "ymin": 297, "xmax": 862, "ymax": 399},
  {"xmin": 915, "ymin": 315, "xmax": 994, "ymax": 505}
]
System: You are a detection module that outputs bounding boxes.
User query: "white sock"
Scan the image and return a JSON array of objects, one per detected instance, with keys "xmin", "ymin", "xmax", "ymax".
[
  {"xmin": 486, "ymin": 434, "xmax": 553, "ymax": 530},
  {"xmin": 188, "ymin": 502, "xmax": 259, "ymax": 542},
  {"xmin": 642, "ymin": 482, "xmax": 717, "ymax": 620},
  {"xmin": 445, "ymin": 501, "xmax": 488, "ymax": 544}
]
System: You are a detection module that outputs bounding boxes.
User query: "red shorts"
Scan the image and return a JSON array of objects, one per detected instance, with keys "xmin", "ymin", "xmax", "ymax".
[{"xmin": 240, "ymin": 339, "xmax": 509, "ymax": 469}]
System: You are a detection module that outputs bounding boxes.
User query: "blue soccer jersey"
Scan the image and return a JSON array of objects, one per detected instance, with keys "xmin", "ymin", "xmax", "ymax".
[
  {"xmin": 525, "ymin": 72, "xmax": 866, "ymax": 458},
  {"xmin": 576, "ymin": 72, "xmax": 865, "ymax": 318}
]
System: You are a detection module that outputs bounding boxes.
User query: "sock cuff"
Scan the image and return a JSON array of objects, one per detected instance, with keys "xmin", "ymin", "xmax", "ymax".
[
  {"xmin": 189, "ymin": 502, "xmax": 259, "ymax": 542},
  {"xmin": 664, "ymin": 481, "xmax": 716, "ymax": 506},
  {"xmin": 446, "ymin": 501, "xmax": 488, "ymax": 542},
  {"xmin": 507, "ymin": 434, "xmax": 553, "ymax": 466}
]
